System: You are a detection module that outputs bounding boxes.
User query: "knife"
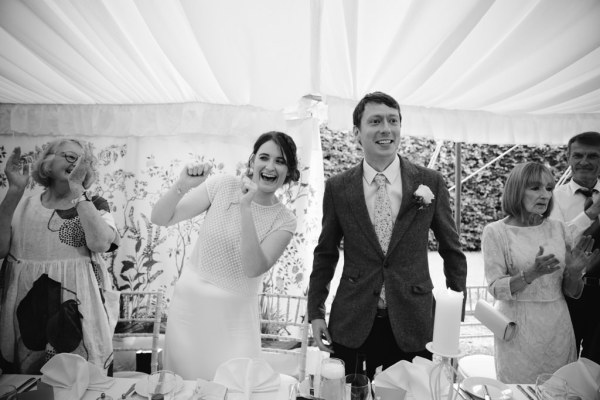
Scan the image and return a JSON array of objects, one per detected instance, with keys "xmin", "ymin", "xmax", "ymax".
[
  {"xmin": 516, "ymin": 384, "xmax": 535, "ymax": 400},
  {"xmin": 482, "ymin": 384, "xmax": 491, "ymax": 400},
  {"xmin": 15, "ymin": 377, "xmax": 37, "ymax": 393},
  {"xmin": 526, "ymin": 385, "xmax": 538, "ymax": 398},
  {"xmin": 21, "ymin": 378, "xmax": 40, "ymax": 392},
  {"xmin": 121, "ymin": 383, "xmax": 136, "ymax": 399}
]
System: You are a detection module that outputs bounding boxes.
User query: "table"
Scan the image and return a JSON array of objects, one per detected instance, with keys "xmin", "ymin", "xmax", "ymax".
[{"xmin": 0, "ymin": 373, "xmax": 298, "ymax": 399}]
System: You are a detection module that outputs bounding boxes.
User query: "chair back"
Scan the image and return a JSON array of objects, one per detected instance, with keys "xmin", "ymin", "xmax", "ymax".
[
  {"xmin": 113, "ymin": 291, "xmax": 163, "ymax": 374},
  {"xmin": 259, "ymin": 293, "xmax": 310, "ymax": 381}
]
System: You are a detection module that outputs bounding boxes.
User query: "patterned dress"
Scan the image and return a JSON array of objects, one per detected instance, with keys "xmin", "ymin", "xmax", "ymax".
[
  {"xmin": 164, "ymin": 174, "xmax": 296, "ymax": 380},
  {"xmin": 481, "ymin": 218, "xmax": 577, "ymax": 383},
  {"xmin": 0, "ymin": 192, "xmax": 119, "ymax": 374}
]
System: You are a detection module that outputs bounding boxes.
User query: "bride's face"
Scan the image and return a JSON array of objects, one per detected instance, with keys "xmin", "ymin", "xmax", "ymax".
[{"xmin": 250, "ymin": 140, "xmax": 288, "ymax": 193}]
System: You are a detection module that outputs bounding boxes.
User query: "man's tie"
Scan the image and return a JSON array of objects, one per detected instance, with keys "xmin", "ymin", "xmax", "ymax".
[
  {"xmin": 374, "ymin": 173, "xmax": 393, "ymax": 308},
  {"xmin": 577, "ymin": 188, "xmax": 596, "ymax": 211}
]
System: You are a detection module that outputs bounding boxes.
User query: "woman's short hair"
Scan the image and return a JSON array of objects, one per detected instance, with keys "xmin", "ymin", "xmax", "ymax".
[
  {"xmin": 248, "ymin": 131, "xmax": 300, "ymax": 185},
  {"xmin": 501, "ymin": 162, "xmax": 555, "ymax": 221},
  {"xmin": 31, "ymin": 138, "xmax": 97, "ymax": 188}
]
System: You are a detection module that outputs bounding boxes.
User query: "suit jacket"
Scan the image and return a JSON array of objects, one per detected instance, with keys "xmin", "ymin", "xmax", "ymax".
[{"xmin": 307, "ymin": 156, "xmax": 467, "ymax": 351}]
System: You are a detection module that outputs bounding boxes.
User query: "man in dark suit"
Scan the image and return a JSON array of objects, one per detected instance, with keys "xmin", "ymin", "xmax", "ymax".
[
  {"xmin": 551, "ymin": 131, "xmax": 600, "ymax": 363},
  {"xmin": 307, "ymin": 92, "xmax": 467, "ymax": 378}
]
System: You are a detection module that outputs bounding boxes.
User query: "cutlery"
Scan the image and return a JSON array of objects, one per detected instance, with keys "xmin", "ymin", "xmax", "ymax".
[
  {"xmin": 15, "ymin": 377, "xmax": 37, "ymax": 393},
  {"xmin": 21, "ymin": 378, "xmax": 40, "ymax": 392},
  {"xmin": 516, "ymin": 384, "xmax": 535, "ymax": 400},
  {"xmin": 526, "ymin": 385, "xmax": 538, "ymax": 398},
  {"xmin": 121, "ymin": 383, "xmax": 136, "ymax": 399},
  {"xmin": 482, "ymin": 384, "xmax": 491, "ymax": 400}
]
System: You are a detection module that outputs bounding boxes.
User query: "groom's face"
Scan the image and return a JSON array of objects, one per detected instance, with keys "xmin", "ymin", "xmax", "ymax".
[{"xmin": 354, "ymin": 102, "xmax": 401, "ymax": 166}]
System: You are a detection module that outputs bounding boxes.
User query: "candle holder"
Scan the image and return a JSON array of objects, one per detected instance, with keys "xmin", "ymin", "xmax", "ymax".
[{"xmin": 426, "ymin": 342, "xmax": 463, "ymax": 400}]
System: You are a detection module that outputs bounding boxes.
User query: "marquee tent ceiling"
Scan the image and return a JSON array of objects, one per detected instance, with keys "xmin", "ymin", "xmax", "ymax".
[{"xmin": 1, "ymin": 0, "xmax": 600, "ymax": 144}]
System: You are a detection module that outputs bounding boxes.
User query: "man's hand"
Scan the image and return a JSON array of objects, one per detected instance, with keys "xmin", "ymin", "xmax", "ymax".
[{"xmin": 311, "ymin": 319, "xmax": 334, "ymax": 354}]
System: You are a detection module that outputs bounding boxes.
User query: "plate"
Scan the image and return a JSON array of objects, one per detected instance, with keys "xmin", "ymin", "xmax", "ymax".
[
  {"xmin": 460, "ymin": 377, "xmax": 512, "ymax": 400},
  {"xmin": 425, "ymin": 342, "xmax": 464, "ymax": 358},
  {"xmin": 135, "ymin": 374, "xmax": 184, "ymax": 397}
]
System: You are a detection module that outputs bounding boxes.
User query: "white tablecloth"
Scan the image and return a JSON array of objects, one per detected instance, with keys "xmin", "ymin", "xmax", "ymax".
[{"xmin": 0, "ymin": 373, "xmax": 298, "ymax": 399}]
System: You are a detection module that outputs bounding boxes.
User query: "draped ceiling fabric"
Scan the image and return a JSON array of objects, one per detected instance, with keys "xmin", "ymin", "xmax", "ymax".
[
  {"xmin": 1, "ymin": 0, "xmax": 600, "ymax": 296},
  {"xmin": 0, "ymin": 0, "xmax": 599, "ymax": 144}
]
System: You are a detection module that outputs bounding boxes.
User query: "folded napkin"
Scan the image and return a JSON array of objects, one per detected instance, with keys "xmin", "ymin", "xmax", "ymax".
[
  {"xmin": 40, "ymin": 353, "xmax": 114, "ymax": 400},
  {"xmin": 474, "ymin": 300, "xmax": 516, "ymax": 341},
  {"xmin": 554, "ymin": 357, "xmax": 600, "ymax": 400},
  {"xmin": 213, "ymin": 358, "xmax": 280, "ymax": 400},
  {"xmin": 373, "ymin": 356, "xmax": 437, "ymax": 400}
]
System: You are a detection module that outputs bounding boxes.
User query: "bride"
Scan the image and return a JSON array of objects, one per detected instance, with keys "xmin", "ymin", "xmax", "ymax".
[{"xmin": 151, "ymin": 131, "xmax": 300, "ymax": 380}]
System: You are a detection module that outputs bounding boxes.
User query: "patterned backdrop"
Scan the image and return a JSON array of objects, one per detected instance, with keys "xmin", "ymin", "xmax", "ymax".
[{"xmin": 0, "ymin": 104, "xmax": 324, "ymax": 308}]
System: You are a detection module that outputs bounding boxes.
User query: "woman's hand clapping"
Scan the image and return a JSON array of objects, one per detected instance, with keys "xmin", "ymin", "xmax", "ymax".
[
  {"xmin": 525, "ymin": 246, "xmax": 561, "ymax": 283},
  {"xmin": 5, "ymin": 147, "xmax": 30, "ymax": 191},
  {"xmin": 68, "ymin": 151, "xmax": 96, "ymax": 192}
]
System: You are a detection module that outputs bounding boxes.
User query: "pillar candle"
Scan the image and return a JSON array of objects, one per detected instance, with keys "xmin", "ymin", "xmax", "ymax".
[{"xmin": 432, "ymin": 287, "xmax": 463, "ymax": 356}]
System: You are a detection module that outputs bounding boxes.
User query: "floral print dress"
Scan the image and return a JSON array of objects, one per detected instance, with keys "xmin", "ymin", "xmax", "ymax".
[{"xmin": 0, "ymin": 192, "xmax": 119, "ymax": 374}]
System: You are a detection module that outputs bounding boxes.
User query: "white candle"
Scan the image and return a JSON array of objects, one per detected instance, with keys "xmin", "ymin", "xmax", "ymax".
[{"xmin": 432, "ymin": 287, "xmax": 463, "ymax": 356}]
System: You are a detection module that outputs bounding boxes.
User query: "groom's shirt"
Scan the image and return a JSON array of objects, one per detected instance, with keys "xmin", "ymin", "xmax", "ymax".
[{"xmin": 362, "ymin": 156, "xmax": 402, "ymax": 223}]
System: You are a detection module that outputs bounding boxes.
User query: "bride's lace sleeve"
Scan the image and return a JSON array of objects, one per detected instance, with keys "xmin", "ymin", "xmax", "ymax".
[{"xmin": 482, "ymin": 222, "xmax": 517, "ymax": 301}]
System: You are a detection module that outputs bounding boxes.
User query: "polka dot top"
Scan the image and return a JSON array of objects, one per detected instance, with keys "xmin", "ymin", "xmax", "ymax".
[{"xmin": 189, "ymin": 174, "xmax": 297, "ymax": 295}]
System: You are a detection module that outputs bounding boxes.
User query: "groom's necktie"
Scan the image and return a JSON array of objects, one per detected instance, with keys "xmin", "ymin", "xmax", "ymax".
[{"xmin": 374, "ymin": 173, "xmax": 393, "ymax": 308}]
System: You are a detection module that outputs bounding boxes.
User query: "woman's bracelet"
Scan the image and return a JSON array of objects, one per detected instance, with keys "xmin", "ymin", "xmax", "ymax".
[
  {"xmin": 520, "ymin": 270, "xmax": 531, "ymax": 285},
  {"xmin": 175, "ymin": 184, "xmax": 191, "ymax": 196}
]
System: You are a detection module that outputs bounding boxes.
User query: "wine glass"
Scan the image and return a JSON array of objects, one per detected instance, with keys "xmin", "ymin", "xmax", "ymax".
[
  {"xmin": 346, "ymin": 374, "xmax": 370, "ymax": 400},
  {"xmin": 536, "ymin": 373, "xmax": 569, "ymax": 400},
  {"xmin": 0, "ymin": 385, "xmax": 17, "ymax": 400},
  {"xmin": 147, "ymin": 370, "xmax": 177, "ymax": 400}
]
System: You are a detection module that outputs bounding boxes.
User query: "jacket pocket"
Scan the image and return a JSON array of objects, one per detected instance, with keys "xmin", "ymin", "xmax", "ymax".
[
  {"xmin": 341, "ymin": 267, "xmax": 360, "ymax": 284},
  {"xmin": 411, "ymin": 281, "xmax": 434, "ymax": 294}
]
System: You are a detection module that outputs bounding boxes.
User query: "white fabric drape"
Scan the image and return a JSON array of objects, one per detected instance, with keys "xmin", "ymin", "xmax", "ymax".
[
  {"xmin": 0, "ymin": 104, "xmax": 323, "ymax": 298},
  {"xmin": 1, "ymin": 0, "xmax": 600, "ymax": 144}
]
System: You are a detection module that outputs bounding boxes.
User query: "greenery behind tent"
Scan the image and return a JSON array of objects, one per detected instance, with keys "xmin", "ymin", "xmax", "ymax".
[{"xmin": 320, "ymin": 125, "xmax": 569, "ymax": 251}]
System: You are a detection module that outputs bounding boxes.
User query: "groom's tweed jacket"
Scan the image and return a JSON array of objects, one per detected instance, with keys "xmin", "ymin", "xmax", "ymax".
[{"xmin": 308, "ymin": 156, "xmax": 467, "ymax": 351}]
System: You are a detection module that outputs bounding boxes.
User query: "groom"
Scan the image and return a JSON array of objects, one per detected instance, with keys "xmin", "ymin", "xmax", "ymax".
[{"xmin": 307, "ymin": 91, "xmax": 467, "ymax": 378}]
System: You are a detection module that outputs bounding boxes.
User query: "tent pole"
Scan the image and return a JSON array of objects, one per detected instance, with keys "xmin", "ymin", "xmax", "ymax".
[{"xmin": 454, "ymin": 142, "xmax": 462, "ymax": 235}]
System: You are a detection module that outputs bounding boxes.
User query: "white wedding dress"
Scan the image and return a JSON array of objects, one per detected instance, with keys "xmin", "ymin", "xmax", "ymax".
[{"xmin": 163, "ymin": 175, "xmax": 296, "ymax": 380}]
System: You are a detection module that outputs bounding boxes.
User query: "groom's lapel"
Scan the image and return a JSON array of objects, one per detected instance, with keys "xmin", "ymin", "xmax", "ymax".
[{"xmin": 388, "ymin": 157, "xmax": 420, "ymax": 255}]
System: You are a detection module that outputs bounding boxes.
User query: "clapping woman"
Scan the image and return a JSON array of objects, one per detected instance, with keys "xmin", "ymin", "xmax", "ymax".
[
  {"xmin": 482, "ymin": 162, "xmax": 596, "ymax": 383},
  {"xmin": 151, "ymin": 131, "xmax": 300, "ymax": 380},
  {"xmin": 0, "ymin": 139, "xmax": 119, "ymax": 374}
]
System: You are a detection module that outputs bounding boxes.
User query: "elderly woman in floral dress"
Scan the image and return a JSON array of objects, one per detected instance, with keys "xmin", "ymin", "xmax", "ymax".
[{"xmin": 0, "ymin": 139, "xmax": 119, "ymax": 374}]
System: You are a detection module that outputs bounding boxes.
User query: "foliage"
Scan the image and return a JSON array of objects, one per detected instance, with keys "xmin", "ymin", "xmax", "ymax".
[{"xmin": 320, "ymin": 125, "xmax": 568, "ymax": 251}]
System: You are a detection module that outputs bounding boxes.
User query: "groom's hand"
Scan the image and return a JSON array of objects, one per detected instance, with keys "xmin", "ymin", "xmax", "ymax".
[{"xmin": 311, "ymin": 319, "xmax": 334, "ymax": 354}]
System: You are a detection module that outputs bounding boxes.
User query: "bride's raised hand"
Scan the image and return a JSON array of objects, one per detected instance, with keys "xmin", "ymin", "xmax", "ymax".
[
  {"xmin": 176, "ymin": 162, "xmax": 212, "ymax": 193},
  {"xmin": 240, "ymin": 175, "xmax": 258, "ymax": 207}
]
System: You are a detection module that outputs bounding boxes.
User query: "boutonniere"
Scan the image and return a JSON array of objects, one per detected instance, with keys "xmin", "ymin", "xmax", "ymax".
[{"xmin": 414, "ymin": 184, "xmax": 435, "ymax": 209}]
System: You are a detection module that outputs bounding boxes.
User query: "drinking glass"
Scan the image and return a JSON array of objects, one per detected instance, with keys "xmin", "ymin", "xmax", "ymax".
[
  {"xmin": 147, "ymin": 370, "xmax": 177, "ymax": 400},
  {"xmin": 319, "ymin": 358, "xmax": 346, "ymax": 400},
  {"xmin": 536, "ymin": 373, "xmax": 569, "ymax": 400},
  {"xmin": 346, "ymin": 374, "xmax": 370, "ymax": 400},
  {"xmin": 0, "ymin": 385, "xmax": 16, "ymax": 400}
]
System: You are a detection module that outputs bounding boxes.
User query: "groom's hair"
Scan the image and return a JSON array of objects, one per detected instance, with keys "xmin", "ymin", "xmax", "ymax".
[{"xmin": 353, "ymin": 91, "xmax": 402, "ymax": 128}]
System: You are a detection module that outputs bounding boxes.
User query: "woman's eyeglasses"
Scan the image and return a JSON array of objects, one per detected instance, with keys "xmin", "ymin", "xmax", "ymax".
[{"xmin": 58, "ymin": 152, "xmax": 80, "ymax": 163}]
